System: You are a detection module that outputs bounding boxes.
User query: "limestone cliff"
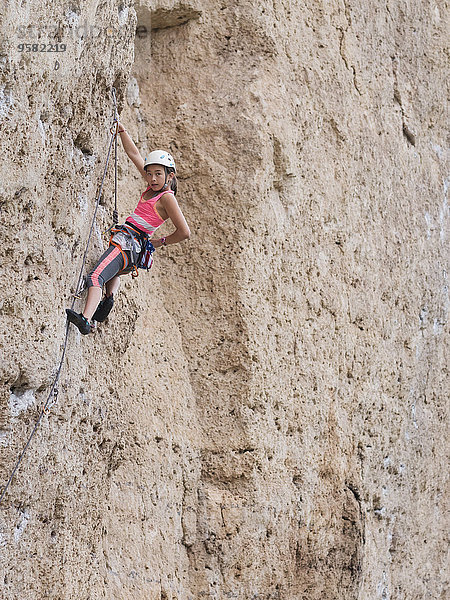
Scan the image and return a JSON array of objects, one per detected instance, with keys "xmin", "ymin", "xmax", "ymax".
[{"xmin": 0, "ymin": 1, "xmax": 448, "ymax": 599}]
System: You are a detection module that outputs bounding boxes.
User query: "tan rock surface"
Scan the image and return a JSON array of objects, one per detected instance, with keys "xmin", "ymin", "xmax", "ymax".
[{"xmin": 0, "ymin": 1, "xmax": 448, "ymax": 599}]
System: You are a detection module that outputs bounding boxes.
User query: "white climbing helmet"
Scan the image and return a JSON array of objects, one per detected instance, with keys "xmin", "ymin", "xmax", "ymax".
[{"xmin": 144, "ymin": 150, "xmax": 176, "ymax": 172}]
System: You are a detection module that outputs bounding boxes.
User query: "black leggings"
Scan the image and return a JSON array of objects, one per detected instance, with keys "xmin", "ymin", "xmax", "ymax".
[{"xmin": 86, "ymin": 245, "xmax": 133, "ymax": 288}]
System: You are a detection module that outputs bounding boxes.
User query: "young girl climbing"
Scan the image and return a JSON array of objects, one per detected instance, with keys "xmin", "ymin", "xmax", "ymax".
[{"xmin": 66, "ymin": 123, "xmax": 190, "ymax": 334}]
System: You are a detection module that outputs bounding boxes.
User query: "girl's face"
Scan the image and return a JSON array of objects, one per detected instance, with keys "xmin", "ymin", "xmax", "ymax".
[{"xmin": 145, "ymin": 165, "xmax": 171, "ymax": 191}]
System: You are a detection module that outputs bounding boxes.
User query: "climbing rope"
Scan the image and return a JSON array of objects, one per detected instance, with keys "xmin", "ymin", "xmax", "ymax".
[
  {"xmin": 112, "ymin": 86, "xmax": 119, "ymax": 226},
  {"xmin": 0, "ymin": 88, "xmax": 121, "ymax": 506}
]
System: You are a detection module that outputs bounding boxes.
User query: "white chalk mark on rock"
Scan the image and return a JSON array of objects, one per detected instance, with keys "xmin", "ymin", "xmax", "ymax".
[{"xmin": 9, "ymin": 389, "xmax": 36, "ymax": 417}]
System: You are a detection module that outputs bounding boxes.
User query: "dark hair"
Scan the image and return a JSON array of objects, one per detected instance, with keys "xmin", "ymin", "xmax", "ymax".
[{"xmin": 166, "ymin": 167, "xmax": 177, "ymax": 195}]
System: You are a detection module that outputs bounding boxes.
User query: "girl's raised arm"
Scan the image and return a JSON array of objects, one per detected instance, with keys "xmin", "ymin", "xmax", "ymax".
[{"xmin": 117, "ymin": 123, "xmax": 147, "ymax": 180}]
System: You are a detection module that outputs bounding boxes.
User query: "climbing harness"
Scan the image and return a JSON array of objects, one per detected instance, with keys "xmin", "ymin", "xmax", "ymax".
[
  {"xmin": 109, "ymin": 221, "xmax": 155, "ymax": 278},
  {"xmin": 0, "ymin": 88, "xmax": 121, "ymax": 506}
]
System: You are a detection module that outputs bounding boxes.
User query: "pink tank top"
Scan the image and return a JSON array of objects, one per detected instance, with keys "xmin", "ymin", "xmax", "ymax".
[{"xmin": 126, "ymin": 188, "xmax": 171, "ymax": 234}]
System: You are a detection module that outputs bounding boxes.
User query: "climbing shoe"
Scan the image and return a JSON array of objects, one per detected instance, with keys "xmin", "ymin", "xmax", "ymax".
[
  {"xmin": 92, "ymin": 295, "xmax": 114, "ymax": 322},
  {"xmin": 66, "ymin": 309, "xmax": 92, "ymax": 335}
]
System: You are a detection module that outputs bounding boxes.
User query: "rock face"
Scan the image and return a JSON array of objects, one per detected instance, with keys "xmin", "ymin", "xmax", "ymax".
[{"xmin": 0, "ymin": 1, "xmax": 448, "ymax": 599}]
